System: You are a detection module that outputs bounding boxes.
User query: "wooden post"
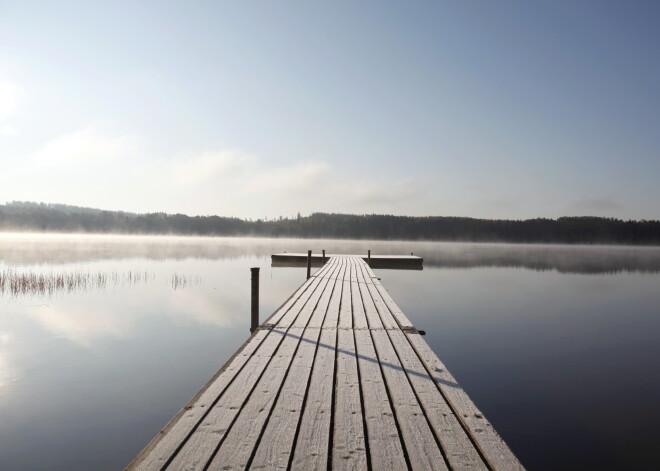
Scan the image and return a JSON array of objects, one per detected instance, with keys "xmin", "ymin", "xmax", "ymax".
[
  {"xmin": 306, "ymin": 250, "xmax": 312, "ymax": 279},
  {"xmin": 322, "ymin": 249, "xmax": 326, "ymax": 263},
  {"xmin": 368, "ymin": 249, "xmax": 371, "ymax": 266},
  {"xmin": 250, "ymin": 267, "xmax": 259, "ymax": 333}
]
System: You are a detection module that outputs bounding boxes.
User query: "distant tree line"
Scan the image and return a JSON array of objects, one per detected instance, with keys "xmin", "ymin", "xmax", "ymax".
[{"xmin": 1, "ymin": 201, "xmax": 660, "ymax": 245}]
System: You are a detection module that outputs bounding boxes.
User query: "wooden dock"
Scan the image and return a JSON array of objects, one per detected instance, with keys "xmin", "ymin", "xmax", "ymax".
[
  {"xmin": 127, "ymin": 256, "xmax": 524, "ymax": 471},
  {"xmin": 271, "ymin": 252, "xmax": 423, "ymax": 270}
]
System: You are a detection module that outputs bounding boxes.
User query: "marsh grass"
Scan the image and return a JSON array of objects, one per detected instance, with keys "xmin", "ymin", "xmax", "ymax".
[
  {"xmin": 171, "ymin": 273, "xmax": 202, "ymax": 290},
  {"xmin": 0, "ymin": 269, "xmax": 159, "ymax": 297}
]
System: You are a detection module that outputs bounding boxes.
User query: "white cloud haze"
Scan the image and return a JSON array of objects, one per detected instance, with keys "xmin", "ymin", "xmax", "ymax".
[
  {"xmin": 2, "ymin": 121, "xmax": 421, "ymax": 217},
  {"xmin": 32, "ymin": 123, "xmax": 138, "ymax": 165},
  {"xmin": 0, "ymin": 82, "xmax": 23, "ymax": 120},
  {"xmin": 243, "ymin": 161, "xmax": 330, "ymax": 196},
  {"xmin": 170, "ymin": 149, "xmax": 256, "ymax": 186}
]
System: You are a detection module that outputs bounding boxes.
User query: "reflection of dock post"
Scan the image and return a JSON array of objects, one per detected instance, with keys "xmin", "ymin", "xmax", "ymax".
[
  {"xmin": 306, "ymin": 250, "xmax": 312, "ymax": 279},
  {"xmin": 250, "ymin": 267, "xmax": 259, "ymax": 333}
]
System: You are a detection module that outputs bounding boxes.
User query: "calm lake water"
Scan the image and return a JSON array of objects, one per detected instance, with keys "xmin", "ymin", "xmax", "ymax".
[{"xmin": 1, "ymin": 233, "xmax": 660, "ymax": 470}]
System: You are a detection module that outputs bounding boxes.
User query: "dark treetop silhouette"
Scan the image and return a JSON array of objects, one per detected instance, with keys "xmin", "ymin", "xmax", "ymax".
[{"xmin": 2, "ymin": 201, "xmax": 660, "ymax": 245}]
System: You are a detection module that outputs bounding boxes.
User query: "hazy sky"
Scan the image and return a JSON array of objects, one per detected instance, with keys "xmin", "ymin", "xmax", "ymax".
[{"xmin": 1, "ymin": 1, "xmax": 659, "ymax": 219}]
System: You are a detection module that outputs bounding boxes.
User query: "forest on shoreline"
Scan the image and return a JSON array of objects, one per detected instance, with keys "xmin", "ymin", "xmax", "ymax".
[{"xmin": 2, "ymin": 201, "xmax": 659, "ymax": 245}]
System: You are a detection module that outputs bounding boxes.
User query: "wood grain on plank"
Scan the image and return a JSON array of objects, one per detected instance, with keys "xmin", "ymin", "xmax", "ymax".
[
  {"xmin": 244, "ymin": 265, "xmax": 343, "ymax": 470},
  {"xmin": 318, "ymin": 258, "xmax": 345, "ymax": 329},
  {"xmin": 331, "ymin": 327, "xmax": 368, "ymax": 470},
  {"xmin": 355, "ymin": 265, "xmax": 385, "ymax": 331},
  {"xmin": 207, "ymin": 260, "xmax": 342, "ymax": 470},
  {"xmin": 266, "ymin": 257, "xmax": 337, "ymax": 326},
  {"xmin": 337, "ymin": 258, "xmax": 354, "ymax": 330},
  {"xmin": 276, "ymin": 259, "xmax": 340, "ymax": 328},
  {"xmin": 163, "ymin": 330, "xmax": 287, "ymax": 471},
  {"xmin": 129, "ymin": 262, "xmax": 341, "ymax": 471},
  {"xmin": 361, "ymin": 262, "xmax": 415, "ymax": 329},
  {"xmin": 206, "ymin": 325, "xmax": 317, "ymax": 471},
  {"xmin": 359, "ymin": 273, "xmax": 448, "ymax": 471},
  {"xmin": 388, "ymin": 330, "xmax": 488, "ymax": 470},
  {"xmin": 246, "ymin": 330, "xmax": 317, "ymax": 470},
  {"xmin": 353, "ymin": 328, "xmax": 407, "ymax": 470},
  {"xmin": 363, "ymin": 259, "xmax": 489, "ymax": 469},
  {"xmin": 266, "ymin": 260, "xmax": 346, "ymax": 470},
  {"xmin": 407, "ymin": 333, "xmax": 526, "ymax": 471},
  {"xmin": 356, "ymin": 261, "xmax": 400, "ymax": 330},
  {"xmin": 302, "ymin": 259, "xmax": 344, "ymax": 329},
  {"xmin": 287, "ymin": 261, "xmax": 346, "ymax": 469},
  {"xmin": 128, "ymin": 328, "xmax": 271, "ymax": 471},
  {"xmin": 164, "ymin": 261, "xmax": 338, "ymax": 470},
  {"xmin": 350, "ymin": 261, "xmax": 369, "ymax": 330},
  {"xmin": 289, "ymin": 325, "xmax": 339, "ymax": 470}
]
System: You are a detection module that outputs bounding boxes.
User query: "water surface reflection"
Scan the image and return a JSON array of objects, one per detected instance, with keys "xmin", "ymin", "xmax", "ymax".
[
  {"xmin": 2, "ymin": 232, "xmax": 660, "ymax": 274},
  {"xmin": 0, "ymin": 234, "xmax": 658, "ymax": 471}
]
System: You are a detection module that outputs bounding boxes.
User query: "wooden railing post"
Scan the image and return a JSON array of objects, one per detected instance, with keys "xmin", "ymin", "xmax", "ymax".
[
  {"xmin": 250, "ymin": 267, "xmax": 259, "ymax": 333},
  {"xmin": 306, "ymin": 250, "xmax": 312, "ymax": 279}
]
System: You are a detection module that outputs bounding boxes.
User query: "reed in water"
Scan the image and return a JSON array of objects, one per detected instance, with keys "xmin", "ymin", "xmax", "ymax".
[
  {"xmin": 0, "ymin": 269, "xmax": 155, "ymax": 297},
  {"xmin": 171, "ymin": 273, "xmax": 202, "ymax": 290}
]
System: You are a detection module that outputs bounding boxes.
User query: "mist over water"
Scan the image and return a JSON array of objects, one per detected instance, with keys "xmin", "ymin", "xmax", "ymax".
[
  {"xmin": 0, "ymin": 233, "xmax": 659, "ymax": 470},
  {"xmin": 2, "ymin": 232, "xmax": 660, "ymax": 273}
]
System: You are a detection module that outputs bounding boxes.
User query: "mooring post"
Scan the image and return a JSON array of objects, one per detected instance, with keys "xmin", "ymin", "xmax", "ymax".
[
  {"xmin": 368, "ymin": 249, "xmax": 371, "ymax": 266},
  {"xmin": 250, "ymin": 267, "xmax": 259, "ymax": 333},
  {"xmin": 307, "ymin": 250, "xmax": 312, "ymax": 279},
  {"xmin": 322, "ymin": 249, "xmax": 326, "ymax": 263}
]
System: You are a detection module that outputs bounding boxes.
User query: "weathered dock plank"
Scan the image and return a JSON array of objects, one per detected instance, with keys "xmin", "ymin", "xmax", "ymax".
[
  {"xmin": 332, "ymin": 329, "xmax": 368, "ymax": 469},
  {"xmin": 387, "ymin": 329, "xmax": 488, "ymax": 470},
  {"xmin": 363, "ymin": 264, "xmax": 416, "ymax": 329},
  {"xmin": 356, "ymin": 262, "xmax": 448, "ymax": 471},
  {"xmin": 290, "ymin": 260, "xmax": 346, "ymax": 470},
  {"xmin": 331, "ymin": 257, "xmax": 368, "ymax": 470},
  {"xmin": 127, "ymin": 256, "xmax": 524, "ymax": 471},
  {"xmin": 406, "ymin": 333, "xmax": 525, "ymax": 471}
]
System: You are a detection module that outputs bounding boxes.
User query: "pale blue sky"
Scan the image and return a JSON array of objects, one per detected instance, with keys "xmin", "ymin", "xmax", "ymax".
[{"xmin": 1, "ymin": 1, "xmax": 659, "ymax": 219}]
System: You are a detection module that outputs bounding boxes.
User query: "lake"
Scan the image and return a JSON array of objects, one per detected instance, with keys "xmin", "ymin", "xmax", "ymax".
[{"xmin": 1, "ymin": 233, "xmax": 659, "ymax": 470}]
